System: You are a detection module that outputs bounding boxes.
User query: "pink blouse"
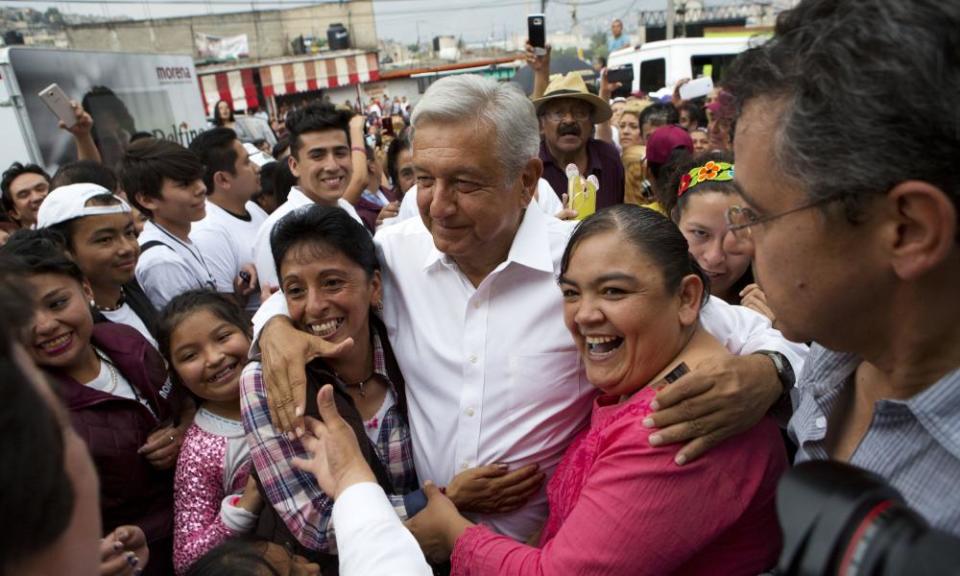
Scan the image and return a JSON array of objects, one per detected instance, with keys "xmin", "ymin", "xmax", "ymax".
[
  {"xmin": 173, "ymin": 409, "xmax": 254, "ymax": 575},
  {"xmin": 451, "ymin": 386, "xmax": 787, "ymax": 576}
]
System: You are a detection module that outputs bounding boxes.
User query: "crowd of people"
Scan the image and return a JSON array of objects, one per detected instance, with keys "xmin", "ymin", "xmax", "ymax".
[{"xmin": 1, "ymin": 0, "xmax": 958, "ymax": 574}]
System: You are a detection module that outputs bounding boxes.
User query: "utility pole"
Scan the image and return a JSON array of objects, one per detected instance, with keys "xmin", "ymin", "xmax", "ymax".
[
  {"xmin": 666, "ymin": 0, "xmax": 675, "ymax": 40},
  {"xmin": 541, "ymin": 0, "xmax": 548, "ymax": 13}
]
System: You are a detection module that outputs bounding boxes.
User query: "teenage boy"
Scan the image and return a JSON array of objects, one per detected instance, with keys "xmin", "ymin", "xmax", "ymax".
[
  {"xmin": 36, "ymin": 182, "xmax": 158, "ymax": 348},
  {"xmin": 253, "ymin": 102, "xmax": 365, "ymax": 293},
  {"xmin": 118, "ymin": 138, "xmax": 216, "ymax": 310},
  {"xmin": 188, "ymin": 128, "xmax": 263, "ymax": 311}
]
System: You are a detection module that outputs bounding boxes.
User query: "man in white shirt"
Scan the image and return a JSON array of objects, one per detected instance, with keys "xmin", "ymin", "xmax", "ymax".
[
  {"xmin": 253, "ymin": 103, "xmax": 364, "ymax": 293},
  {"xmin": 189, "ymin": 128, "xmax": 265, "ymax": 312},
  {"xmin": 119, "ymin": 138, "xmax": 217, "ymax": 310},
  {"xmin": 254, "ymin": 75, "xmax": 807, "ymax": 541}
]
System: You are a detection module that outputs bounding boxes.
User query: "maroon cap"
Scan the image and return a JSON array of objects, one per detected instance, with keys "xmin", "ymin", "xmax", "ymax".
[{"xmin": 645, "ymin": 125, "xmax": 694, "ymax": 165}]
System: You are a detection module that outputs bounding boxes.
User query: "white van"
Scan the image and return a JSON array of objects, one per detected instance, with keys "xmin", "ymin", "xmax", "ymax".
[{"xmin": 607, "ymin": 37, "xmax": 763, "ymax": 95}]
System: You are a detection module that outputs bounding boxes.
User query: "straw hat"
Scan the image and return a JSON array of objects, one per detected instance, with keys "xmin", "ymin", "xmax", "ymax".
[{"xmin": 532, "ymin": 72, "xmax": 613, "ymax": 123}]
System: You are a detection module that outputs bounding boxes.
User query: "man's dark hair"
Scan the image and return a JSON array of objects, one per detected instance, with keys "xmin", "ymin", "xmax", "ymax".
[
  {"xmin": 724, "ymin": 0, "xmax": 960, "ymax": 225},
  {"xmin": 272, "ymin": 134, "xmax": 290, "ymax": 160},
  {"xmin": 271, "ymin": 204, "xmax": 378, "ymax": 284},
  {"xmin": 1, "ymin": 162, "xmax": 50, "ymax": 213},
  {"xmin": 285, "ymin": 102, "xmax": 352, "ymax": 159},
  {"xmin": 129, "ymin": 131, "xmax": 155, "ymax": 144},
  {"xmin": 638, "ymin": 102, "xmax": 678, "ymax": 130},
  {"xmin": 50, "ymin": 160, "xmax": 119, "ymax": 192},
  {"xmin": 272, "ymin": 161, "xmax": 297, "ymax": 207},
  {"xmin": 0, "ymin": 275, "xmax": 75, "ymax": 572},
  {"xmin": 0, "ymin": 229, "xmax": 85, "ymax": 285},
  {"xmin": 561, "ymin": 205, "xmax": 710, "ymax": 307},
  {"xmin": 118, "ymin": 138, "xmax": 204, "ymax": 218},
  {"xmin": 188, "ymin": 127, "xmax": 240, "ymax": 195}
]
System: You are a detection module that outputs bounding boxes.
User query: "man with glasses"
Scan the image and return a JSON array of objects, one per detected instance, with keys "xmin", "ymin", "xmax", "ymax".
[
  {"xmin": 533, "ymin": 73, "xmax": 625, "ymax": 210},
  {"xmin": 723, "ymin": 0, "xmax": 960, "ymax": 534}
]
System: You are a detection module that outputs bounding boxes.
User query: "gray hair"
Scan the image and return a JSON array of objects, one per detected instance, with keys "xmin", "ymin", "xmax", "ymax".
[
  {"xmin": 725, "ymin": 0, "xmax": 960, "ymax": 227},
  {"xmin": 411, "ymin": 75, "xmax": 540, "ymax": 179}
]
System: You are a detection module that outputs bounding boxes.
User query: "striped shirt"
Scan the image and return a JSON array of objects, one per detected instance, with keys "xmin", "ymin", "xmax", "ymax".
[
  {"xmin": 789, "ymin": 344, "xmax": 960, "ymax": 535},
  {"xmin": 239, "ymin": 333, "xmax": 418, "ymax": 554}
]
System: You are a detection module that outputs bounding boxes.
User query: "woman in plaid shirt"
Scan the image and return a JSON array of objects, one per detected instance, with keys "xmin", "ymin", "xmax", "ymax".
[{"xmin": 241, "ymin": 205, "xmax": 542, "ymax": 573}]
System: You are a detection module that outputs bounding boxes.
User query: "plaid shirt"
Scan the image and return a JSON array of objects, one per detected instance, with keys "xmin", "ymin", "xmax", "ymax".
[{"xmin": 240, "ymin": 333, "xmax": 418, "ymax": 554}]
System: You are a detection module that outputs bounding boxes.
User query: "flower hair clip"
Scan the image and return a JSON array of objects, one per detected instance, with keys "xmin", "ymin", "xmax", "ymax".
[{"xmin": 678, "ymin": 161, "xmax": 735, "ymax": 197}]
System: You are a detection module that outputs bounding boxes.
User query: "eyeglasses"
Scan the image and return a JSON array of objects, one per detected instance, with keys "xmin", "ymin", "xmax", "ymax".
[
  {"xmin": 542, "ymin": 108, "xmax": 592, "ymax": 123},
  {"xmin": 725, "ymin": 195, "xmax": 844, "ymax": 241}
]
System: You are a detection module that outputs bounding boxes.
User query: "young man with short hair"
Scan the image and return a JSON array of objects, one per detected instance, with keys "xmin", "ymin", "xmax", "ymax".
[
  {"xmin": 253, "ymin": 102, "xmax": 364, "ymax": 293},
  {"xmin": 118, "ymin": 138, "xmax": 216, "ymax": 309},
  {"xmin": 1, "ymin": 162, "xmax": 51, "ymax": 229},
  {"xmin": 37, "ymin": 182, "xmax": 158, "ymax": 347},
  {"xmin": 189, "ymin": 127, "xmax": 264, "ymax": 311}
]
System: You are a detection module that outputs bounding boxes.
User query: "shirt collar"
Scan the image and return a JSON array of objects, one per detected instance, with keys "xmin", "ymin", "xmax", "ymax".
[
  {"xmin": 285, "ymin": 187, "xmax": 314, "ymax": 207},
  {"xmin": 539, "ymin": 138, "xmax": 601, "ymax": 175},
  {"xmin": 906, "ymin": 366, "xmax": 960, "ymax": 457},
  {"xmin": 421, "ymin": 202, "xmax": 555, "ymax": 275}
]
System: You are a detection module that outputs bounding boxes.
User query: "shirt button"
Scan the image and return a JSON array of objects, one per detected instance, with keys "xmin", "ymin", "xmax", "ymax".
[
  {"xmin": 465, "ymin": 408, "xmax": 475, "ymax": 417},
  {"xmin": 815, "ymin": 416, "xmax": 827, "ymax": 429},
  {"xmin": 469, "ymin": 354, "xmax": 478, "ymax": 364},
  {"xmin": 473, "ymin": 301, "xmax": 481, "ymax": 309},
  {"xmin": 460, "ymin": 462, "xmax": 469, "ymax": 470}
]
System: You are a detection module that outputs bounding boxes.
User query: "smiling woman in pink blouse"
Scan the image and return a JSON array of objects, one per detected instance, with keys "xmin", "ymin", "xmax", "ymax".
[{"xmin": 407, "ymin": 205, "xmax": 788, "ymax": 575}]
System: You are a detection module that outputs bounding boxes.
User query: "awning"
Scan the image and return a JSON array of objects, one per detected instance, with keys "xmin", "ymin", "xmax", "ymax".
[
  {"xmin": 197, "ymin": 51, "xmax": 380, "ymax": 114},
  {"xmin": 199, "ymin": 67, "xmax": 259, "ymax": 115},
  {"xmin": 260, "ymin": 52, "xmax": 380, "ymax": 98}
]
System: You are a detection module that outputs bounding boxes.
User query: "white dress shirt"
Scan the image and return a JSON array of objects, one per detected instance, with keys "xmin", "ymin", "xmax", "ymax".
[
  {"xmin": 333, "ymin": 482, "xmax": 431, "ymax": 576},
  {"xmin": 252, "ymin": 187, "xmax": 363, "ymax": 291},
  {"xmin": 253, "ymin": 203, "xmax": 807, "ymax": 540}
]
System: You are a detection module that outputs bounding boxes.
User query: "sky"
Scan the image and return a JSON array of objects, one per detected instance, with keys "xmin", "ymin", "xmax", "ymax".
[{"xmin": 5, "ymin": 0, "xmax": 686, "ymax": 43}]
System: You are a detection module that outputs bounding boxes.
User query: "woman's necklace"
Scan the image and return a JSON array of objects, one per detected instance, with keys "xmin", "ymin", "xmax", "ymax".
[
  {"xmin": 338, "ymin": 370, "xmax": 376, "ymax": 398},
  {"xmin": 94, "ymin": 348, "xmax": 119, "ymax": 394}
]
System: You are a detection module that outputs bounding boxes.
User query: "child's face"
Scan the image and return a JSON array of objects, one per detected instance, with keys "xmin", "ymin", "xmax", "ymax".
[
  {"xmin": 25, "ymin": 273, "xmax": 96, "ymax": 372},
  {"xmin": 69, "ymin": 213, "xmax": 140, "ymax": 288},
  {"xmin": 169, "ymin": 309, "xmax": 249, "ymax": 403},
  {"xmin": 139, "ymin": 178, "xmax": 206, "ymax": 227}
]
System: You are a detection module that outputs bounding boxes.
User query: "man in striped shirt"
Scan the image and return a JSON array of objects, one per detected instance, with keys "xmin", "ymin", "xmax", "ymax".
[{"xmin": 724, "ymin": 0, "xmax": 960, "ymax": 534}]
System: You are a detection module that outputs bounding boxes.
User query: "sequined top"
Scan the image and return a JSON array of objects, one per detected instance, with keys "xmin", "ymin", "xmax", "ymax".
[{"xmin": 173, "ymin": 407, "xmax": 255, "ymax": 575}]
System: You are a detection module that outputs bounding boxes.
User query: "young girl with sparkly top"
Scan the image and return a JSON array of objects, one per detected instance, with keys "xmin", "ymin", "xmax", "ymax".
[{"xmin": 157, "ymin": 290, "xmax": 263, "ymax": 575}]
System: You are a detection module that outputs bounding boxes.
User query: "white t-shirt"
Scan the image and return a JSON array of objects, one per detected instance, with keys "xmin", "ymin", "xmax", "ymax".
[
  {"xmin": 136, "ymin": 221, "xmax": 217, "ymax": 310},
  {"xmin": 252, "ymin": 187, "xmax": 364, "ymax": 292},
  {"xmin": 191, "ymin": 200, "xmax": 268, "ymax": 312},
  {"xmin": 100, "ymin": 303, "xmax": 157, "ymax": 349}
]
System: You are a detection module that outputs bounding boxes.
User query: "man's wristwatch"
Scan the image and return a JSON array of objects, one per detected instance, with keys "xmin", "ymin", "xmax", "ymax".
[{"xmin": 756, "ymin": 350, "xmax": 796, "ymax": 393}]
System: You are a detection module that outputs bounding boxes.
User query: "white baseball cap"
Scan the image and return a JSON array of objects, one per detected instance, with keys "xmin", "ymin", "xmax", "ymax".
[{"xmin": 36, "ymin": 183, "xmax": 131, "ymax": 229}]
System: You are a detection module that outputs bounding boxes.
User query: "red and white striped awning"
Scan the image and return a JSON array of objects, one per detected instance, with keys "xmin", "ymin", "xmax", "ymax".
[
  {"xmin": 260, "ymin": 52, "xmax": 379, "ymax": 97},
  {"xmin": 199, "ymin": 68, "xmax": 259, "ymax": 115},
  {"xmin": 197, "ymin": 52, "xmax": 380, "ymax": 115}
]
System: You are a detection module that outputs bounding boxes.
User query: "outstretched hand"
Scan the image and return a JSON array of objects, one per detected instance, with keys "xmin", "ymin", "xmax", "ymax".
[
  {"xmin": 291, "ymin": 384, "xmax": 375, "ymax": 499},
  {"xmin": 260, "ymin": 316, "xmax": 354, "ymax": 435}
]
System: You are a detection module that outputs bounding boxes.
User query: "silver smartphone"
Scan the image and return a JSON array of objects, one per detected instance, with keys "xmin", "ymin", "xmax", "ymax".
[{"xmin": 38, "ymin": 83, "xmax": 77, "ymax": 128}]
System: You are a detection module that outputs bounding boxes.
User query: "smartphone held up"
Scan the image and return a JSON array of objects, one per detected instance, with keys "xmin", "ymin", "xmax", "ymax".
[
  {"xmin": 38, "ymin": 83, "xmax": 77, "ymax": 129},
  {"xmin": 528, "ymin": 14, "xmax": 546, "ymax": 56}
]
